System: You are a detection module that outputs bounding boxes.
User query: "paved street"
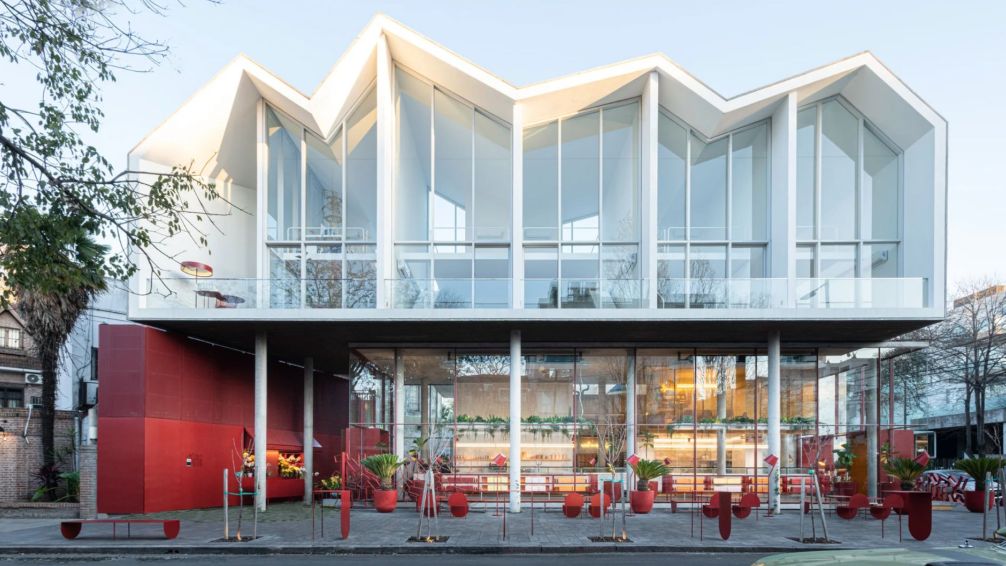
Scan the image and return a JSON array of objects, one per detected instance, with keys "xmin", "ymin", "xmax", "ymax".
[
  {"xmin": 0, "ymin": 554, "xmax": 764, "ymax": 565},
  {"xmin": 0, "ymin": 500, "xmax": 1000, "ymax": 556}
]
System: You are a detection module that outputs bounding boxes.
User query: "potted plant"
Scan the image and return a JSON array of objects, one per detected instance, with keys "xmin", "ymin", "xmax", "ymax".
[
  {"xmin": 954, "ymin": 456, "xmax": 1004, "ymax": 513},
  {"xmin": 882, "ymin": 456, "xmax": 925, "ymax": 490},
  {"xmin": 630, "ymin": 459, "xmax": 670, "ymax": 514},
  {"xmin": 362, "ymin": 454, "xmax": 404, "ymax": 513},
  {"xmin": 832, "ymin": 443, "xmax": 856, "ymax": 493}
]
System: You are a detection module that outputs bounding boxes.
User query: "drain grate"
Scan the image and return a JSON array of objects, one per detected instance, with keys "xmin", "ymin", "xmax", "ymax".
[
  {"xmin": 589, "ymin": 536, "xmax": 633, "ymax": 543},
  {"xmin": 407, "ymin": 535, "xmax": 449, "ymax": 543}
]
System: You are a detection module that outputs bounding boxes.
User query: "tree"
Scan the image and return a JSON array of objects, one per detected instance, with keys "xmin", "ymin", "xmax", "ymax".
[
  {"xmin": 1, "ymin": 0, "xmax": 217, "ymax": 478},
  {"xmin": 0, "ymin": 0, "xmax": 217, "ymax": 302},
  {"xmin": 921, "ymin": 279, "xmax": 1006, "ymax": 455}
]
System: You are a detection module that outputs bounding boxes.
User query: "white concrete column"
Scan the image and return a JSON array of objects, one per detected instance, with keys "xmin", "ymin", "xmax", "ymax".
[
  {"xmin": 866, "ymin": 359, "xmax": 879, "ymax": 498},
  {"xmin": 641, "ymin": 70, "xmax": 659, "ymax": 308},
  {"xmin": 375, "ymin": 33, "xmax": 394, "ymax": 308},
  {"xmin": 394, "ymin": 350, "xmax": 406, "ymax": 460},
  {"xmin": 716, "ymin": 368, "xmax": 727, "ymax": 475},
  {"xmin": 303, "ymin": 357, "xmax": 314, "ymax": 504},
  {"xmin": 770, "ymin": 93, "xmax": 797, "ymax": 306},
  {"xmin": 254, "ymin": 331, "xmax": 268, "ymax": 511},
  {"xmin": 625, "ymin": 351, "xmax": 637, "ymax": 458},
  {"xmin": 511, "ymin": 104, "xmax": 524, "ymax": 308},
  {"xmin": 767, "ymin": 330, "xmax": 781, "ymax": 514},
  {"xmin": 509, "ymin": 330, "xmax": 522, "ymax": 512}
]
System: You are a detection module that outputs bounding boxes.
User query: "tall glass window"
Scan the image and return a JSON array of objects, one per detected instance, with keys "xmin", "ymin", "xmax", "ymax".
[
  {"xmin": 689, "ymin": 135, "xmax": 727, "ymax": 241},
  {"xmin": 393, "ymin": 68, "xmax": 512, "ymax": 307},
  {"xmin": 395, "ymin": 69, "xmax": 432, "ymax": 242},
  {"xmin": 657, "ymin": 113, "xmax": 687, "ymax": 241},
  {"xmin": 433, "ymin": 90, "xmax": 473, "ymax": 242},
  {"xmin": 522, "ymin": 123, "xmax": 558, "ymax": 241},
  {"xmin": 346, "ymin": 90, "xmax": 378, "ymax": 241},
  {"xmin": 796, "ymin": 108, "xmax": 817, "ymax": 241},
  {"xmin": 601, "ymin": 103, "xmax": 639, "ymax": 241},
  {"xmin": 266, "ymin": 108, "xmax": 302, "ymax": 242},
  {"xmin": 522, "ymin": 101, "xmax": 641, "ymax": 309},
  {"xmin": 657, "ymin": 111, "xmax": 769, "ymax": 309},
  {"xmin": 731, "ymin": 124, "xmax": 769, "ymax": 241},
  {"xmin": 561, "ymin": 111, "xmax": 600, "ymax": 242},
  {"xmin": 305, "ymin": 133, "xmax": 342, "ymax": 239},
  {"xmin": 264, "ymin": 90, "xmax": 377, "ymax": 308},
  {"xmin": 820, "ymin": 100, "xmax": 858, "ymax": 241},
  {"xmin": 796, "ymin": 97, "xmax": 901, "ymax": 281}
]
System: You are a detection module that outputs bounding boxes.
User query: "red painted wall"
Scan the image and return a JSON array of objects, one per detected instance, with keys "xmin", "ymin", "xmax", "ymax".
[{"xmin": 98, "ymin": 325, "xmax": 348, "ymax": 513}]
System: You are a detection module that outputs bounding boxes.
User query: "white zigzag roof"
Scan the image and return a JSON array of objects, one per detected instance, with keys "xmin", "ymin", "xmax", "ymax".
[{"xmin": 131, "ymin": 13, "xmax": 945, "ymax": 190}]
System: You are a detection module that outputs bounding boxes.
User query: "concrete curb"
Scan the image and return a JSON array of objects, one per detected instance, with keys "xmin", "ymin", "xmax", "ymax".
[{"xmin": 0, "ymin": 544, "xmax": 831, "ymax": 556}]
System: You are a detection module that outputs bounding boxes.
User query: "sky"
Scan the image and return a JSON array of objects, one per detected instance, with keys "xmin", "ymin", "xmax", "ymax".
[{"xmin": 32, "ymin": 0, "xmax": 1006, "ymax": 287}]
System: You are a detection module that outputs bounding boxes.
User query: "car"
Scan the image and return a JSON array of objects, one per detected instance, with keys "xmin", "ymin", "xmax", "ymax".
[
  {"xmin": 920, "ymin": 469, "xmax": 1001, "ymax": 501},
  {"xmin": 753, "ymin": 543, "xmax": 1006, "ymax": 565}
]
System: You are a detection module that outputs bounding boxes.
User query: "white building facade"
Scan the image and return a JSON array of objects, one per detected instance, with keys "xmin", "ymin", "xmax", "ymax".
[{"xmin": 126, "ymin": 16, "xmax": 947, "ymax": 511}]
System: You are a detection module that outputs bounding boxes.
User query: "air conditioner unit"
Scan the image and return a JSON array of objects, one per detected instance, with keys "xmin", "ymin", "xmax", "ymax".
[{"xmin": 24, "ymin": 373, "xmax": 42, "ymax": 385}]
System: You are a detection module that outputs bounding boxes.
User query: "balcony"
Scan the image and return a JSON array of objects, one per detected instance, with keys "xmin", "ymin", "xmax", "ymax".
[{"xmin": 138, "ymin": 277, "xmax": 927, "ymax": 311}]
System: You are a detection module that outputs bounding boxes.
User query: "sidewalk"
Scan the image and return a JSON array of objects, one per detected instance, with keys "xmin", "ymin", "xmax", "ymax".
[{"xmin": 0, "ymin": 501, "xmax": 999, "ymax": 555}]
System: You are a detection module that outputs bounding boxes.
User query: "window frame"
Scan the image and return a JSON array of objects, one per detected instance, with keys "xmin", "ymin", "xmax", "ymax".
[{"xmin": 795, "ymin": 96, "xmax": 903, "ymax": 278}]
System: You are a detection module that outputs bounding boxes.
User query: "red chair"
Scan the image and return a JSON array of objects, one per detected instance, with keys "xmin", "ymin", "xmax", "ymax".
[
  {"xmin": 702, "ymin": 493, "xmax": 722, "ymax": 518},
  {"xmin": 836, "ymin": 493, "xmax": 869, "ymax": 520},
  {"xmin": 448, "ymin": 492, "xmax": 468, "ymax": 518},
  {"xmin": 588, "ymin": 493, "xmax": 610, "ymax": 518},
  {"xmin": 870, "ymin": 496, "xmax": 895, "ymax": 539},
  {"xmin": 562, "ymin": 493, "xmax": 584, "ymax": 518},
  {"xmin": 732, "ymin": 493, "xmax": 760, "ymax": 519}
]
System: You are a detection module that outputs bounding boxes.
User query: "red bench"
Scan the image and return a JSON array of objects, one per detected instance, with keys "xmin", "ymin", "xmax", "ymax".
[{"xmin": 60, "ymin": 519, "xmax": 180, "ymax": 540}]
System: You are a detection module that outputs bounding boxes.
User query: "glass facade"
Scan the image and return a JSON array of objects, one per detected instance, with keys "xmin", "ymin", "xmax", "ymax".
[
  {"xmin": 264, "ymin": 90, "xmax": 378, "ymax": 308},
  {"xmin": 393, "ymin": 67, "xmax": 513, "ymax": 308},
  {"xmin": 253, "ymin": 87, "xmax": 914, "ymax": 312},
  {"xmin": 348, "ymin": 346, "xmax": 916, "ymax": 500},
  {"xmin": 657, "ymin": 112, "xmax": 770, "ymax": 309},
  {"xmin": 522, "ymin": 100, "xmax": 642, "ymax": 309},
  {"xmin": 795, "ymin": 98, "xmax": 901, "ymax": 280}
]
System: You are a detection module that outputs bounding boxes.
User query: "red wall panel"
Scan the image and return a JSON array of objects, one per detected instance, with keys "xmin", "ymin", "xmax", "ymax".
[
  {"xmin": 96, "ymin": 417, "xmax": 145, "ymax": 514},
  {"xmin": 98, "ymin": 324, "xmax": 349, "ymax": 513}
]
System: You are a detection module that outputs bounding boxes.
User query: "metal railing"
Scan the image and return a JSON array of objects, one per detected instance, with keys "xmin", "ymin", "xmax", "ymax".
[{"xmin": 388, "ymin": 278, "xmax": 511, "ymax": 309}]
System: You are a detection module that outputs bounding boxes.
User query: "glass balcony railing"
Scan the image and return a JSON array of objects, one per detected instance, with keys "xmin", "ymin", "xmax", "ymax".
[
  {"xmin": 388, "ymin": 278, "xmax": 511, "ymax": 309},
  {"xmin": 656, "ymin": 277, "xmax": 927, "ymax": 309},
  {"xmin": 523, "ymin": 278, "xmax": 647, "ymax": 309},
  {"xmin": 139, "ymin": 277, "xmax": 928, "ymax": 311},
  {"xmin": 142, "ymin": 277, "xmax": 378, "ymax": 310}
]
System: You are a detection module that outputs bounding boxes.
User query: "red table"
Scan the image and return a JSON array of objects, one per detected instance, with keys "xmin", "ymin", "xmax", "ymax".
[{"xmin": 886, "ymin": 490, "xmax": 931, "ymax": 541}]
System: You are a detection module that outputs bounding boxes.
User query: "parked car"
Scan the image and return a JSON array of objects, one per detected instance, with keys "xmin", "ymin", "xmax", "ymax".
[{"xmin": 920, "ymin": 469, "xmax": 1000, "ymax": 493}]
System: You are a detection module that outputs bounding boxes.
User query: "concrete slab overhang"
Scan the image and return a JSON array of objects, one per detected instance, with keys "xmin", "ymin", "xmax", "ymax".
[{"xmin": 138, "ymin": 316, "xmax": 939, "ymax": 375}]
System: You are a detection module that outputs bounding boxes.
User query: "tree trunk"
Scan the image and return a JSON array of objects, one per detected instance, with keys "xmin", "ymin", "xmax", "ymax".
[
  {"xmin": 976, "ymin": 386, "xmax": 986, "ymax": 455},
  {"xmin": 40, "ymin": 351, "xmax": 58, "ymax": 499},
  {"xmin": 964, "ymin": 385, "xmax": 973, "ymax": 455}
]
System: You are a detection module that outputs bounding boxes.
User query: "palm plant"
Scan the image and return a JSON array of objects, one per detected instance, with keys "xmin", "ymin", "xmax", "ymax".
[
  {"xmin": 17, "ymin": 277, "xmax": 103, "ymax": 499},
  {"xmin": 362, "ymin": 454, "xmax": 404, "ymax": 490},
  {"xmin": 631, "ymin": 459, "xmax": 670, "ymax": 491},
  {"xmin": 954, "ymin": 456, "xmax": 1006, "ymax": 491},
  {"xmin": 883, "ymin": 456, "xmax": 925, "ymax": 490}
]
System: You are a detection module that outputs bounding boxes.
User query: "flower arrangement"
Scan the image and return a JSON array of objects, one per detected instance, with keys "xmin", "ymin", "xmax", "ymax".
[
  {"xmin": 318, "ymin": 473, "xmax": 342, "ymax": 490},
  {"xmin": 241, "ymin": 450, "xmax": 255, "ymax": 476},
  {"xmin": 278, "ymin": 452, "xmax": 304, "ymax": 479}
]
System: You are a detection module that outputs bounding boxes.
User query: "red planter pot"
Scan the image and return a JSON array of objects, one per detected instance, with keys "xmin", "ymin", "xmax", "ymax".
[
  {"xmin": 963, "ymin": 490, "xmax": 992, "ymax": 513},
  {"xmin": 373, "ymin": 489, "xmax": 397, "ymax": 513},
  {"xmin": 630, "ymin": 490, "xmax": 655, "ymax": 514}
]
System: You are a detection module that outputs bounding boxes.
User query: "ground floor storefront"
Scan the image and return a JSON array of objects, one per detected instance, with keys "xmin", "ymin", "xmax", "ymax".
[
  {"xmin": 345, "ymin": 335, "xmax": 926, "ymax": 513},
  {"xmin": 96, "ymin": 322, "xmax": 930, "ymax": 514}
]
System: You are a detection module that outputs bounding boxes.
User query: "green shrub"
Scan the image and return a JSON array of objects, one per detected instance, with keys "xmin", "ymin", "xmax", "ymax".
[{"xmin": 954, "ymin": 456, "xmax": 1005, "ymax": 491}]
